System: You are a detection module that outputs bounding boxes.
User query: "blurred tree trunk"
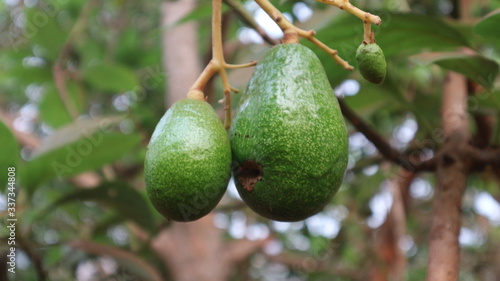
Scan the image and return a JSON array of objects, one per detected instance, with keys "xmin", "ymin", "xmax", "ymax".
[
  {"xmin": 162, "ymin": 0, "xmax": 202, "ymax": 107},
  {"xmin": 426, "ymin": 72, "xmax": 470, "ymax": 281},
  {"xmin": 152, "ymin": 215, "xmax": 267, "ymax": 281},
  {"xmin": 370, "ymin": 175, "xmax": 412, "ymax": 281}
]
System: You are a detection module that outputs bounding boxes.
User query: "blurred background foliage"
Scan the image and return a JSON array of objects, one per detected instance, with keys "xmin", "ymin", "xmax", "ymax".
[{"xmin": 0, "ymin": 0, "xmax": 500, "ymax": 280}]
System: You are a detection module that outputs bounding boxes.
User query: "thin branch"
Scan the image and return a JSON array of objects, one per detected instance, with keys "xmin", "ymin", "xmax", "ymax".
[
  {"xmin": 17, "ymin": 232, "xmax": 47, "ymax": 281},
  {"xmin": 254, "ymin": 0, "xmax": 354, "ymax": 70},
  {"xmin": 52, "ymin": 0, "xmax": 95, "ymax": 120},
  {"xmin": 315, "ymin": 0, "xmax": 381, "ymax": 25},
  {"xmin": 337, "ymin": 98, "xmax": 436, "ymax": 172},
  {"xmin": 466, "ymin": 145, "xmax": 500, "ymax": 168},
  {"xmin": 188, "ymin": 0, "xmax": 257, "ymax": 129}
]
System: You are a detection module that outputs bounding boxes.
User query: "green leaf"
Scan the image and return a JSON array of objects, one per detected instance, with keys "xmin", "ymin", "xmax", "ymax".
[
  {"xmin": 69, "ymin": 240, "xmax": 163, "ymax": 281},
  {"xmin": 473, "ymin": 9, "xmax": 500, "ymax": 38},
  {"xmin": 376, "ymin": 13, "xmax": 471, "ymax": 57},
  {"xmin": 176, "ymin": 1, "xmax": 229, "ymax": 25},
  {"xmin": 21, "ymin": 126, "xmax": 141, "ymax": 191},
  {"xmin": 25, "ymin": 7, "xmax": 68, "ymax": 60},
  {"xmin": 33, "ymin": 115, "xmax": 124, "ymax": 157},
  {"xmin": 83, "ymin": 63, "xmax": 140, "ymax": 93},
  {"xmin": 410, "ymin": 52, "xmax": 499, "ymax": 89},
  {"xmin": 42, "ymin": 181, "xmax": 155, "ymax": 232},
  {"xmin": 8, "ymin": 64, "xmax": 53, "ymax": 85},
  {"xmin": 474, "ymin": 91, "xmax": 500, "ymax": 112},
  {"xmin": 0, "ymin": 122, "xmax": 20, "ymax": 191},
  {"xmin": 342, "ymin": 84, "xmax": 392, "ymax": 117},
  {"xmin": 39, "ymin": 83, "xmax": 83, "ymax": 128}
]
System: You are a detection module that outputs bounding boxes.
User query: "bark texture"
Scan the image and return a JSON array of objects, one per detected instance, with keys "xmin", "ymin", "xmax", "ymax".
[
  {"xmin": 152, "ymin": 214, "xmax": 267, "ymax": 281},
  {"xmin": 426, "ymin": 72, "xmax": 470, "ymax": 281}
]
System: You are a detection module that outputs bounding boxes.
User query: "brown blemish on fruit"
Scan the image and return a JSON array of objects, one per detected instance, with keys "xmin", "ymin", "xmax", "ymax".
[{"xmin": 237, "ymin": 160, "xmax": 263, "ymax": 192}]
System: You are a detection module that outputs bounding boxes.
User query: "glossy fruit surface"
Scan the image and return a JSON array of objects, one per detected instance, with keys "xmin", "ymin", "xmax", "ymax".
[
  {"xmin": 145, "ymin": 98, "xmax": 231, "ymax": 222},
  {"xmin": 356, "ymin": 43, "xmax": 387, "ymax": 84},
  {"xmin": 230, "ymin": 43, "xmax": 348, "ymax": 222}
]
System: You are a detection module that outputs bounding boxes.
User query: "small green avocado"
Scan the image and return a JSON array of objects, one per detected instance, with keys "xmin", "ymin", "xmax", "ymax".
[
  {"xmin": 145, "ymin": 98, "xmax": 231, "ymax": 222},
  {"xmin": 229, "ymin": 43, "xmax": 348, "ymax": 222},
  {"xmin": 356, "ymin": 43, "xmax": 387, "ymax": 84}
]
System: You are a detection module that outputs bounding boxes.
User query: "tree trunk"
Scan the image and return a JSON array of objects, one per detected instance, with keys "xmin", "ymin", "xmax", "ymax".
[
  {"xmin": 426, "ymin": 72, "xmax": 470, "ymax": 281},
  {"xmin": 161, "ymin": 0, "xmax": 202, "ymax": 107}
]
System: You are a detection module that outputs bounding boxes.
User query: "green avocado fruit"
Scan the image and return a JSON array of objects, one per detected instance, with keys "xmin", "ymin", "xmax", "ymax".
[
  {"xmin": 356, "ymin": 43, "xmax": 387, "ymax": 84},
  {"xmin": 145, "ymin": 98, "xmax": 231, "ymax": 222},
  {"xmin": 229, "ymin": 43, "xmax": 349, "ymax": 222}
]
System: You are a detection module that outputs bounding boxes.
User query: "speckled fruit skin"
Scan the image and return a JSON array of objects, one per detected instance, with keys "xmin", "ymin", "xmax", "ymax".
[
  {"xmin": 145, "ymin": 99, "xmax": 231, "ymax": 222},
  {"xmin": 229, "ymin": 43, "xmax": 348, "ymax": 222},
  {"xmin": 356, "ymin": 43, "xmax": 387, "ymax": 84}
]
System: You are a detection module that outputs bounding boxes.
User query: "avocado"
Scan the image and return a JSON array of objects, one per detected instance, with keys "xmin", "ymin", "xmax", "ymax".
[
  {"xmin": 356, "ymin": 43, "xmax": 387, "ymax": 84},
  {"xmin": 145, "ymin": 98, "xmax": 231, "ymax": 222},
  {"xmin": 229, "ymin": 43, "xmax": 348, "ymax": 222}
]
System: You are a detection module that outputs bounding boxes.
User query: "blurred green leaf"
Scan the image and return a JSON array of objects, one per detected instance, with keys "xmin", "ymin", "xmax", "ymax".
[
  {"xmin": 39, "ymin": 89, "xmax": 73, "ymax": 128},
  {"xmin": 377, "ymin": 13, "xmax": 471, "ymax": 57},
  {"xmin": 43, "ymin": 181, "xmax": 155, "ymax": 232},
  {"xmin": 9, "ymin": 64, "xmax": 53, "ymax": 85},
  {"xmin": 342, "ymin": 84, "xmax": 393, "ymax": 117},
  {"xmin": 177, "ymin": 1, "xmax": 229, "ymax": 24},
  {"xmin": 93, "ymin": 213, "xmax": 127, "ymax": 235},
  {"xmin": 25, "ymin": 7, "xmax": 68, "ymax": 60},
  {"xmin": 39, "ymin": 83, "xmax": 84, "ymax": 128},
  {"xmin": 473, "ymin": 9, "xmax": 500, "ymax": 37},
  {"xmin": 410, "ymin": 52, "xmax": 499, "ymax": 89},
  {"xmin": 83, "ymin": 63, "xmax": 140, "ymax": 93},
  {"xmin": 474, "ymin": 91, "xmax": 500, "ymax": 112},
  {"xmin": 33, "ymin": 115, "xmax": 124, "ymax": 157},
  {"xmin": 21, "ymin": 131, "xmax": 141, "ymax": 191},
  {"xmin": 0, "ymin": 122, "xmax": 20, "ymax": 191},
  {"xmin": 70, "ymin": 240, "xmax": 163, "ymax": 281}
]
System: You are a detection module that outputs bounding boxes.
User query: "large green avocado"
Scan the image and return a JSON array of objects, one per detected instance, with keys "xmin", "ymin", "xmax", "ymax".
[
  {"xmin": 229, "ymin": 43, "xmax": 348, "ymax": 222},
  {"xmin": 145, "ymin": 98, "xmax": 231, "ymax": 222}
]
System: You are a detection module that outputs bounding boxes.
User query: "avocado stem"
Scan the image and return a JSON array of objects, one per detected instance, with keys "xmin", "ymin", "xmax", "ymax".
[
  {"xmin": 187, "ymin": 0, "xmax": 257, "ymax": 127},
  {"xmin": 254, "ymin": 0, "xmax": 354, "ymax": 70},
  {"xmin": 362, "ymin": 21, "xmax": 376, "ymax": 45}
]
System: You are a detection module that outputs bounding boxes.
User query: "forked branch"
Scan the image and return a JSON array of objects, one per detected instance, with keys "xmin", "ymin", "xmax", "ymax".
[
  {"xmin": 254, "ymin": 0, "xmax": 354, "ymax": 70},
  {"xmin": 188, "ymin": 0, "xmax": 256, "ymax": 129}
]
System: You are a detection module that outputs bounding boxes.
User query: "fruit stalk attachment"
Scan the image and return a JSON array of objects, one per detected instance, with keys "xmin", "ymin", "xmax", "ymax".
[
  {"xmin": 254, "ymin": 0, "xmax": 354, "ymax": 70},
  {"xmin": 188, "ymin": 0, "xmax": 257, "ymax": 129},
  {"xmin": 253, "ymin": 0, "xmax": 382, "ymax": 71}
]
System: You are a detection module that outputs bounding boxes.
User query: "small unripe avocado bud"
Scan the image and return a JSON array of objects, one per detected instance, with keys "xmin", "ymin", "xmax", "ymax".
[{"xmin": 356, "ymin": 43, "xmax": 387, "ymax": 84}]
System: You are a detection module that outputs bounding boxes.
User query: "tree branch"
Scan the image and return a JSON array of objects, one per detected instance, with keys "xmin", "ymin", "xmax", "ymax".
[
  {"xmin": 53, "ymin": 0, "xmax": 95, "ymax": 120},
  {"xmin": 17, "ymin": 232, "xmax": 47, "ymax": 281},
  {"xmin": 337, "ymin": 98, "xmax": 436, "ymax": 172},
  {"xmin": 254, "ymin": 0, "xmax": 354, "ymax": 70}
]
